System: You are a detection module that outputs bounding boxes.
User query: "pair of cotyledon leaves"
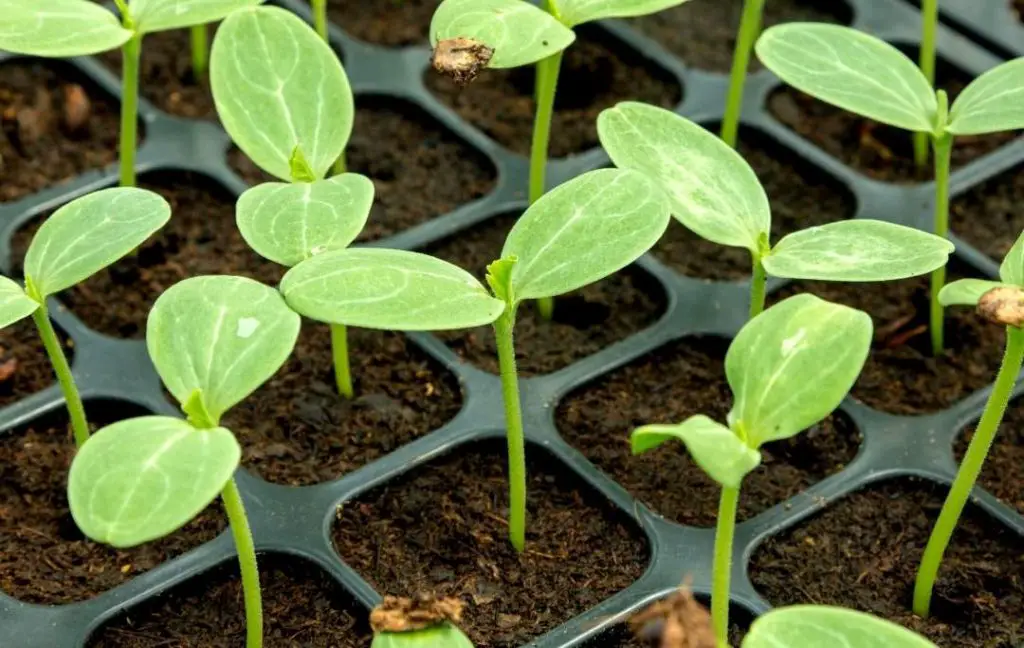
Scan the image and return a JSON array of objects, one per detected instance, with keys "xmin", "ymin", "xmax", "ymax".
[{"xmin": 756, "ymin": 23, "xmax": 1024, "ymax": 137}]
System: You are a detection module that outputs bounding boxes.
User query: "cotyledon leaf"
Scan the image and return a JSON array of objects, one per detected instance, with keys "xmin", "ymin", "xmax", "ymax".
[
  {"xmin": 372, "ymin": 625, "xmax": 476, "ymax": 648},
  {"xmin": 146, "ymin": 275, "xmax": 301, "ymax": 423},
  {"xmin": 130, "ymin": 0, "xmax": 265, "ymax": 34},
  {"xmin": 999, "ymin": 229, "xmax": 1024, "ymax": 286},
  {"xmin": 948, "ymin": 58, "xmax": 1024, "ymax": 136},
  {"xmin": 281, "ymin": 248, "xmax": 506, "ymax": 331},
  {"xmin": 938, "ymin": 279, "xmax": 1008, "ymax": 307},
  {"xmin": 502, "ymin": 168, "xmax": 670, "ymax": 301},
  {"xmin": 236, "ymin": 173, "xmax": 374, "ymax": 267},
  {"xmin": 24, "ymin": 188, "xmax": 170, "ymax": 299},
  {"xmin": 0, "ymin": 277, "xmax": 39, "ymax": 329},
  {"xmin": 211, "ymin": 5, "xmax": 353, "ymax": 182},
  {"xmin": 0, "ymin": 0, "xmax": 132, "ymax": 57},
  {"xmin": 598, "ymin": 102, "xmax": 769, "ymax": 253},
  {"xmin": 755, "ymin": 23, "xmax": 937, "ymax": 133},
  {"xmin": 430, "ymin": 0, "xmax": 576, "ymax": 68},
  {"xmin": 67, "ymin": 416, "xmax": 240, "ymax": 548},
  {"xmin": 556, "ymin": 0, "xmax": 694, "ymax": 28},
  {"xmin": 632, "ymin": 416, "xmax": 761, "ymax": 489},
  {"xmin": 743, "ymin": 606, "xmax": 938, "ymax": 648}
]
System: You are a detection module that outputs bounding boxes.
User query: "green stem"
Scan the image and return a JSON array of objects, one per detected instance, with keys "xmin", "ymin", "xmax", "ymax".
[
  {"xmin": 530, "ymin": 49, "xmax": 564, "ymax": 322},
  {"xmin": 119, "ymin": 31, "xmax": 141, "ymax": 187},
  {"xmin": 749, "ymin": 254, "xmax": 767, "ymax": 320},
  {"xmin": 331, "ymin": 150, "xmax": 346, "ymax": 177},
  {"xmin": 721, "ymin": 0, "xmax": 765, "ymax": 148},
  {"xmin": 929, "ymin": 133, "xmax": 953, "ymax": 356},
  {"xmin": 916, "ymin": 0, "xmax": 938, "ymax": 169},
  {"xmin": 712, "ymin": 486, "xmax": 740, "ymax": 648},
  {"xmin": 221, "ymin": 477, "xmax": 263, "ymax": 648},
  {"xmin": 331, "ymin": 323, "xmax": 353, "ymax": 399},
  {"xmin": 913, "ymin": 325, "xmax": 1024, "ymax": 617},
  {"xmin": 493, "ymin": 308, "xmax": 526, "ymax": 552},
  {"xmin": 32, "ymin": 305, "xmax": 89, "ymax": 448},
  {"xmin": 190, "ymin": 24, "xmax": 208, "ymax": 80},
  {"xmin": 312, "ymin": 0, "xmax": 328, "ymax": 41}
]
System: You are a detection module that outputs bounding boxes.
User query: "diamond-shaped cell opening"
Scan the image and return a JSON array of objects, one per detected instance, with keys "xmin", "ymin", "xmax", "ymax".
[
  {"xmin": 749, "ymin": 477, "xmax": 1024, "ymax": 646},
  {"xmin": 582, "ymin": 594, "xmax": 754, "ymax": 647},
  {"xmin": 0, "ymin": 400, "xmax": 226, "ymax": 605},
  {"xmin": 228, "ymin": 95, "xmax": 497, "ymax": 242},
  {"xmin": 631, "ymin": 0, "xmax": 852, "ymax": 73},
  {"xmin": 425, "ymin": 24, "xmax": 682, "ymax": 158},
  {"xmin": 768, "ymin": 43, "xmax": 1021, "ymax": 184},
  {"xmin": 652, "ymin": 124, "xmax": 855, "ymax": 281},
  {"xmin": 333, "ymin": 439, "xmax": 650, "ymax": 648},
  {"xmin": 950, "ymin": 160, "xmax": 1024, "ymax": 263},
  {"xmin": 555, "ymin": 335, "xmax": 862, "ymax": 528},
  {"xmin": 0, "ymin": 57, "xmax": 142, "ymax": 204},
  {"xmin": 326, "ymin": 0, "xmax": 437, "ymax": 47},
  {"xmin": 87, "ymin": 555, "xmax": 373, "ymax": 647},
  {"xmin": 424, "ymin": 211, "xmax": 668, "ymax": 376},
  {"xmin": 0, "ymin": 312, "xmax": 72, "ymax": 408},
  {"xmin": 954, "ymin": 395, "xmax": 1024, "ymax": 516}
]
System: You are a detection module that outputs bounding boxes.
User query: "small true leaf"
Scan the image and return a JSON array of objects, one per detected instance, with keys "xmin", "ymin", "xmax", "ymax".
[
  {"xmin": 756, "ymin": 23, "xmax": 937, "ymax": 132},
  {"xmin": 0, "ymin": 277, "xmax": 38, "ymax": 329},
  {"xmin": 236, "ymin": 173, "xmax": 374, "ymax": 267},
  {"xmin": 744, "ymin": 606, "xmax": 938, "ymax": 648},
  {"xmin": 632, "ymin": 416, "xmax": 761, "ymax": 489},
  {"xmin": 598, "ymin": 102, "xmax": 769, "ymax": 253},
  {"xmin": 147, "ymin": 275, "xmax": 301, "ymax": 423},
  {"xmin": 430, "ymin": 0, "xmax": 576, "ymax": 68},
  {"xmin": 999, "ymin": 230, "xmax": 1024, "ymax": 286},
  {"xmin": 938, "ymin": 279, "xmax": 1007, "ymax": 307},
  {"xmin": 281, "ymin": 248, "xmax": 506, "ymax": 330},
  {"xmin": 727, "ymin": 294, "xmax": 871, "ymax": 447},
  {"xmin": 211, "ymin": 5, "xmax": 354, "ymax": 181},
  {"xmin": 24, "ymin": 188, "xmax": 171, "ymax": 299},
  {"xmin": 764, "ymin": 220, "xmax": 954, "ymax": 282},
  {"xmin": 948, "ymin": 58, "xmax": 1024, "ymax": 135},
  {"xmin": 557, "ymin": 0, "xmax": 693, "ymax": 27},
  {"xmin": 372, "ymin": 625, "xmax": 476, "ymax": 648},
  {"xmin": 502, "ymin": 168, "xmax": 669, "ymax": 301},
  {"xmin": 67, "ymin": 416, "xmax": 240, "ymax": 548},
  {"xmin": 0, "ymin": 0, "xmax": 132, "ymax": 56},
  {"xmin": 130, "ymin": 0, "xmax": 265, "ymax": 34}
]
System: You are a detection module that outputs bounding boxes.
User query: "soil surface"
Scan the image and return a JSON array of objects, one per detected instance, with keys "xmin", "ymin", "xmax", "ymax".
[
  {"xmin": 750, "ymin": 478, "xmax": 1024, "ymax": 647},
  {"xmin": 334, "ymin": 442, "xmax": 649, "ymax": 648},
  {"xmin": 0, "ymin": 317, "xmax": 69, "ymax": 407},
  {"xmin": 651, "ymin": 127, "xmax": 855, "ymax": 280},
  {"xmin": 0, "ymin": 404, "xmax": 225, "ymax": 604},
  {"xmin": 428, "ymin": 213, "xmax": 666, "ymax": 376},
  {"xmin": 89, "ymin": 556, "xmax": 372, "ymax": 647},
  {"xmin": 327, "ymin": 0, "xmax": 437, "ymax": 46},
  {"xmin": 425, "ymin": 26, "xmax": 681, "ymax": 158},
  {"xmin": 556, "ymin": 336, "xmax": 860, "ymax": 527},
  {"xmin": 950, "ymin": 162, "xmax": 1024, "ymax": 262},
  {"xmin": 631, "ymin": 0, "xmax": 851, "ymax": 73},
  {"xmin": 954, "ymin": 397, "xmax": 1024, "ymax": 516},
  {"xmin": 0, "ymin": 60, "xmax": 124, "ymax": 203},
  {"xmin": 770, "ymin": 48, "xmax": 1019, "ymax": 183},
  {"xmin": 229, "ymin": 98, "xmax": 496, "ymax": 241}
]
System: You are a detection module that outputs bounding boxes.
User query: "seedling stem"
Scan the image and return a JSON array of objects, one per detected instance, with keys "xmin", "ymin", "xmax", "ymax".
[
  {"xmin": 221, "ymin": 477, "xmax": 264, "ymax": 648},
  {"xmin": 916, "ymin": 0, "xmax": 939, "ymax": 169},
  {"xmin": 31, "ymin": 303, "xmax": 89, "ymax": 447},
  {"xmin": 331, "ymin": 323, "xmax": 354, "ymax": 399},
  {"xmin": 930, "ymin": 91, "xmax": 952, "ymax": 355},
  {"xmin": 531, "ymin": 49, "xmax": 564, "ymax": 321},
  {"xmin": 312, "ymin": 0, "xmax": 328, "ymax": 41},
  {"xmin": 712, "ymin": 485, "xmax": 739, "ymax": 647},
  {"xmin": 494, "ymin": 307, "xmax": 526, "ymax": 551},
  {"xmin": 119, "ymin": 30, "xmax": 142, "ymax": 187},
  {"xmin": 721, "ymin": 0, "xmax": 765, "ymax": 148},
  {"xmin": 749, "ymin": 253, "xmax": 767, "ymax": 319},
  {"xmin": 191, "ymin": 25, "xmax": 209, "ymax": 80}
]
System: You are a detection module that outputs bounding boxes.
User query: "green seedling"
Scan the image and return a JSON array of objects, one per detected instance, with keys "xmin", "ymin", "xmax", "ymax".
[
  {"xmin": 755, "ymin": 23, "xmax": 1024, "ymax": 353},
  {"xmin": 67, "ymin": 275, "xmax": 301, "ymax": 648},
  {"xmin": 598, "ymin": 102, "xmax": 955, "ymax": 319},
  {"xmin": 430, "ymin": 0, "xmax": 691, "ymax": 319},
  {"xmin": 0, "ymin": 187, "xmax": 169, "ymax": 447},
  {"xmin": 915, "ymin": 0, "xmax": 939, "ymax": 168},
  {"xmin": 0, "ymin": 0, "xmax": 263, "ymax": 186},
  {"xmin": 912, "ymin": 230, "xmax": 1024, "ymax": 617},
  {"xmin": 721, "ymin": 0, "xmax": 765, "ymax": 149},
  {"xmin": 744, "ymin": 606, "xmax": 938, "ymax": 647},
  {"xmin": 632, "ymin": 294, "xmax": 872, "ymax": 647}
]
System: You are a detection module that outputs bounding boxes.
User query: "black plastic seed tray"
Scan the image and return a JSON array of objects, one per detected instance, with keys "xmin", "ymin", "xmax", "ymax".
[{"xmin": 1, "ymin": 0, "xmax": 1023, "ymax": 646}]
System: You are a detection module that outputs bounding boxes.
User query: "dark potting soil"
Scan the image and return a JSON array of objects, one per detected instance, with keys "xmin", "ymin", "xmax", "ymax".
[
  {"xmin": 427, "ymin": 213, "xmax": 666, "ymax": 376},
  {"xmin": 769, "ymin": 48, "xmax": 1020, "ymax": 184},
  {"xmin": 326, "ymin": 0, "xmax": 437, "ymax": 47},
  {"xmin": 334, "ymin": 441, "xmax": 649, "ymax": 648},
  {"xmin": 0, "ymin": 60, "xmax": 125, "ymax": 204},
  {"xmin": 749, "ymin": 478, "xmax": 1024, "ymax": 647},
  {"xmin": 949, "ymin": 161, "xmax": 1024, "ymax": 262},
  {"xmin": 954, "ymin": 397, "xmax": 1024, "ymax": 516},
  {"xmin": 0, "ymin": 404, "xmax": 225, "ymax": 605},
  {"xmin": 89, "ymin": 556, "xmax": 372, "ymax": 647},
  {"xmin": 631, "ymin": 0, "xmax": 851, "ymax": 73},
  {"xmin": 771, "ymin": 274, "xmax": 1006, "ymax": 416},
  {"xmin": 555, "ymin": 336, "xmax": 860, "ymax": 528},
  {"xmin": 0, "ymin": 316, "xmax": 70, "ymax": 407},
  {"xmin": 228, "ymin": 98, "xmax": 497, "ymax": 241},
  {"xmin": 651, "ymin": 127, "xmax": 855, "ymax": 281},
  {"xmin": 425, "ymin": 26, "xmax": 681, "ymax": 159}
]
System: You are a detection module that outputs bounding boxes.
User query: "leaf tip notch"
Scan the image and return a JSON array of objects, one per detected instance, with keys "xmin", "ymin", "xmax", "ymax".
[{"xmin": 431, "ymin": 37, "xmax": 495, "ymax": 86}]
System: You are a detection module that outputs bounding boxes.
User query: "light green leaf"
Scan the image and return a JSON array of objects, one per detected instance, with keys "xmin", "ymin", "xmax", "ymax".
[
  {"xmin": 67, "ymin": 416, "xmax": 239, "ymax": 548},
  {"xmin": 726, "ymin": 294, "xmax": 871, "ymax": 447},
  {"xmin": 0, "ymin": 277, "xmax": 38, "ymax": 329},
  {"xmin": 147, "ymin": 275, "xmax": 301, "ymax": 423},
  {"xmin": 999, "ymin": 230, "xmax": 1024, "ymax": 286},
  {"xmin": 24, "ymin": 188, "xmax": 170, "ymax": 299},
  {"xmin": 764, "ymin": 220, "xmax": 954, "ymax": 282},
  {"xmin": 938, "ymin": 279, "xmax": 1007, "ymax": 307},
  {"xmin": 130, "ymin": 0, "xmax": 265, "ymax": 34},
  {"xmin": 632, "ymin": 416, "xmax": 761, "ymax": 489},
  {"xmin": 948, "ymin": 58, "xmax": 1024, "ymax": 135},
  {"xmin": 372, "ymin": 625, "xmax": 476, "ymax": 648},
  {"xmin": 281, "ymin": 248, "xmax": 506, "ymax": 331},
  {"xmin": 502, "ymin": 168, "xmax": 670, "ymax": 301},
  {"xmin": 556, "ymin": 0, "xmax": 694, "ymax": 27},
  {"xmin": 211, "ymin": 5, "xmax": 353, "ymax": 181},
  {"xmin": 756, "ymin": 23, "xmax": 936, "ymax": 133},
  {"xmin": 0, "ymin": 0, "xmax": 131, "ymax": 56},
  {"xmin": 744, "ymin": 606, "xmax": 938, "ymax": 648},
  {"xmin": 236, "ymin": 174, "xmax": 374, "ymax": 267},
  {"xmin": 430, "ymin": 0, "xmax": 576, "ymax": 68},
  {"xmin": 598, "ymin": 102, "xmax": 769, "ymax": 253}
]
